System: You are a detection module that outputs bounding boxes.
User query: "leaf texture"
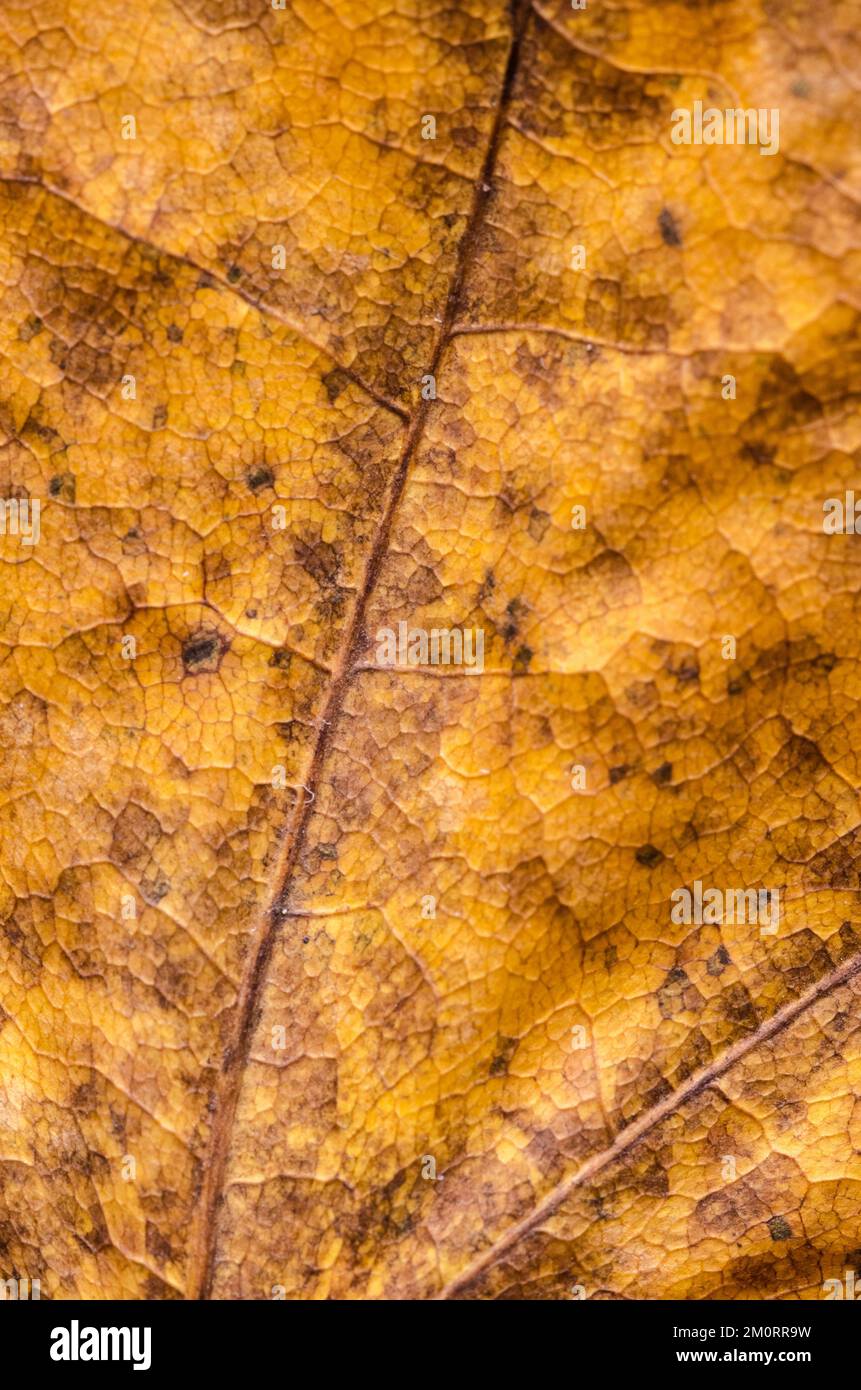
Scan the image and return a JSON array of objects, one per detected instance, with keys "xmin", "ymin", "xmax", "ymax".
[{"xmin": 0, "ymin": 0, "xmax": 860, "ymax": 1301}]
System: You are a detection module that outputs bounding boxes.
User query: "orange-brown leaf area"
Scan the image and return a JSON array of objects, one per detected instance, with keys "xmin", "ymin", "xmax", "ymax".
[{"xmin": 0, "ymin": 0, "xmax": 860, "ymax": 1301}]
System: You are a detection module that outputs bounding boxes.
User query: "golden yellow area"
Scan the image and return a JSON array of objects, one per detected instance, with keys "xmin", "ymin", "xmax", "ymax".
[{"xmin": 0, "ymin": 0, "xmax": 859, "ymax": 1300}]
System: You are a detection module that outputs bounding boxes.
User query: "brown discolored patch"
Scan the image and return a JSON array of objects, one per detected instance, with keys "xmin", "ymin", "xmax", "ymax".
[
  {"xmin": 706, "ymin": 944, "xmax": 731, "ymax": 977},
  {"xmin": 719, "ymin": 983, "xmax": 759, "ymax": 1034},
  {"xmin": 673, "ymin": 1027, "xmax": 713, "ymax": 1081},
  {"xmin": 110, "ymin": 803, "xmax": 162, "ymax": 869},
  {"xmin": 639, "ymin": 1160, "xmax": 670, "ymax": 1197},
  {"xmin": 146, "ymin": 1221, "xmax": 175, "ymax": 1266},
  {"xmin": 667, "ymin": 653, "xmax": 699, "ymax": 685},
  {"xmin": 141, "ymin": 868, "xmax": 171, "ymax": 905},
  {"xmin": 527, "ymin": 506, "xmax": 550, "ymax": 541},
  {"xmin": 768, "ymin": 1215, "xmax": 793, "ymax": 1242},
  {"xmin": 18, "ymin": 314, "xmax": 42, "ymax": 342},
  {"xmin": 247, "ymin": 466, "xmax": 274, "ymax": 493},
  {"xmin": 658, "ymin": 207, "xmax": 682, "ymax": 247},
  {"xmin": 181, "ymin": 629, "xmax": 227, "ymax": 674},
  {"xmin": 322, "ymin": 367, "xmax": 352, "ymax": 402},
  {"xmin": 657, "ymin": 965, "xmax": 703, "ymax": 1019},
  {"xmin": 294, "ymin": 535, "xmax": 342, "ymax": 588},
  {"xmin": 636, "ymin": 844, "xmax": 664, "ymax": 868},
  {"xmin": 48, "ymin": 472, "xmax": 76, "ymax": 501},
  {"xmin": 489, "ymin": 1035, "xmax": 518, "ymax": 1077}
]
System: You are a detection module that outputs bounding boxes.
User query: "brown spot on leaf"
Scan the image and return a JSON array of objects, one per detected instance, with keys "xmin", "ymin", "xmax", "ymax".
[{"xmin": 182, "ymin": 630, "xmax": 227, "ymax": 673}]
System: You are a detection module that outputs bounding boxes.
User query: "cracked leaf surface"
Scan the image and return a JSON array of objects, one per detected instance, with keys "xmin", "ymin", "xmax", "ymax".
[{"xmin": 0, "ymin": 0, "xmax": 860, "ymax": 1301}]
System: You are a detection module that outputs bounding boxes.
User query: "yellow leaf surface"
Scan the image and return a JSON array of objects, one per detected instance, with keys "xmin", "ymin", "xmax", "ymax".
[{"xmin": 0, "ymin": 0, "xmax": 860, "ymax": 1301}]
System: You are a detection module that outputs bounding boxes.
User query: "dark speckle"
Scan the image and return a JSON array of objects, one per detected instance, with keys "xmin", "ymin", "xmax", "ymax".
[
  {"xmin": 675, "ymin": 658, "xmax": 699, "ymax": 684},
  {"xmin": 489, "ymin": 1036, "xmax": 517, "ymax": 1076},
  {"xmin": 721, "ymin": 983, "xmax": 758, "ymax": 1031},
  {"xmin": 181, "ymin": 630, "xmax": 226, "ymax": 673},
  {"xmin": 658, "ymin": 208, "xmax": 682, "ymax": 247},
  {"xmin": 25, "ymin": 419, "xmax": 59, "ymax": 443},
  {"xmin": 166, "ymin": 324, "xmax": 183, "ymax": 344},
  {"xmin": 294, "ymin": 536, "xmax": 340, "ymax": 587},
  {"xmin": 636, "ymin": 844, "xmax": 664, "ymax": 868},
  {"xmin": 609, "ymin": 765, "xmax": 629, "ymax": 784},
  {"xmin": 141, "ymin": 871, "xmax": 170, "ymax": 905},
  {"xmin": 813, "ymin": 652, "xmax": 837, "ymax": 674},
  {"xmin": 768, "ymin": 1216, "xmax": 792, "ymax": 1242},
  {"xmin": 227, "ymin": 265, "xmax": 242, "ymax": 284},
  {"xmin": 146, "ymin": 1223, "xmax": 174, "ymax": 1265},
  {"xmin": 478, "ymin": 570, "xmax": 496, "ymax": 603},
  {"xmin": 19, "ymin": 315, "xmax": 43, "ymax": 342},
  {"xmin": 657, "ymin": 966, "xmax": 694, "ymax": 1020},
  {"xmin": 837, "ymin": 921, "xmax": 861, "ymax": 958},
  {"xmin": 49, "ymin": 473, "xmax": 76, "ymax": 502},
  {"xmin": 322, "ymin": 368, "xmax": 351, "ymax": 402},
  {"xmin": 247, "ymin": 467, "xmax": 274, "ymax": 492},
  {"xmin": 641, "ymin": 1161, "xmax": 670, "ymax": 1197},
  {"xmin": 502, "ymin": 596, "xmax": 524, "ymax": 643},
  {"xmin": 71, "ymin": 1082, "xmax": 96, "ymax": 1112},
  {"xmin": 706, "ymin": 945, "xmax": 731, "ymax": 977},
  {"xmin": 742, "ymin": 441, "xmax": 776, "ymax": 468},
  {"xmin": 651, "ymin": 761, "xmax": 673, "ymax": 786}
]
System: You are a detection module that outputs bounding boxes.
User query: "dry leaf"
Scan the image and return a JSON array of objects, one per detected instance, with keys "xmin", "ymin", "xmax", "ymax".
[{"xmin": 0, "ymin": 0, "xmax": 860, "ymax": 1302}]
